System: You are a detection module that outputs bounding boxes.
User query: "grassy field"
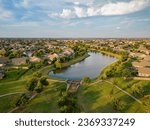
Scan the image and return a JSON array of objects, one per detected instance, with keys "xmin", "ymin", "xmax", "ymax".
[
  {"xmin": 0, "ymin": 80, "xmax": 27, "ymax": 95},
  {"xmin": 0, "ymin": 93, "xmax": 22, "ymax": 112},
  {"xmin": 78, "ymin": 78, "xmax": 150, "ymax": 113},
  {"xmin": 0, "ymin": 69, "xmax": 27, "ymax": 83},
  {"xmin": 16, "ymin": 81, "xmax": 66, "ymax": 113}
]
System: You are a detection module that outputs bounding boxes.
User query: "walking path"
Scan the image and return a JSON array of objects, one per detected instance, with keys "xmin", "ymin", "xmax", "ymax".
[
  {"xmin": 88, "ymin": 80, "xmax": 142, "ymax": 104},
  {"xmin": 104, "ymin": 81, "xmax": 142, "ymax": 104},
  {"xmin": 0, "ymin": 92, "xmax": 24, "ymax": 98}
]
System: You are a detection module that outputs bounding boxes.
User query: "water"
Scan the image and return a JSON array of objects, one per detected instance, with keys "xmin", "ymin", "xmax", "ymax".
[{"xmin": 49, "ymin": 52, "xmax": 117, "ymax": 80}]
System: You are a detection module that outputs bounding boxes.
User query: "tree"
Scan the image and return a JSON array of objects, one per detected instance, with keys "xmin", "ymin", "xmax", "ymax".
[
  {"xmin": 54, "ymin": 60, "xmax": 62, "ymax": 69},
  {"xmin": 36, "ymin": 81, "xmax": 43, "ymax": 93},
  {"xmin": 40, "ymin": 76, "xmax": 49, "ymax": 86},
  {"xmin": 33, "ymin": 72, "xmax": 42, "ymax": 78},
  {"xmin": 16, "ymin": 93, "xmax": 30, "ymax": 106},
  {"xmin": 113, "ymin": 98, "xmax": 126, "ymax": 112},
  {"xmin": 60, "ymin": 105, "xmax": 69, "ymax": 113},
  {"xmin": 83, "ymin": 77, "xmax": 91, "ymax": 83},
  {"xmin": 131, "ymin": 84, "xmax": 144, "ymax": 97},
  {"xmin": 26, "ymin": 78, "xmax": 38, "ymax": 91}
]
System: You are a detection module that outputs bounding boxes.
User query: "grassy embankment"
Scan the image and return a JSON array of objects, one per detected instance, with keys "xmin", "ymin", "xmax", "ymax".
[
  {"xmin": 78, "ymin": 78, "xmax": 150, "ymax": 113},
  {"xmin": 0, "ymin": 53, "xmax": 89, "ymax": 112}
]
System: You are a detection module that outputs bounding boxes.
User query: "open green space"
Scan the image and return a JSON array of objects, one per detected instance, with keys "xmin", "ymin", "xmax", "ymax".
[
  {"xmin": 0, "ymin": 93, "xmax": 22, "ymax": 112},
  {"xmin": 78, "ymin": 78, "xmax": 150, "ymax": 113},
  {"xmin": 16, "ymin": 82, "xmax": 66, "ymax": 113}
]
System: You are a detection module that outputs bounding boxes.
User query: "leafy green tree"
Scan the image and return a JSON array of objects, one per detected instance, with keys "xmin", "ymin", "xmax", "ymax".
[
  {"xmin": 33, "ymin": 72, "xmax": 42, "ymax": 78},
  {"xmin": 113, "ymin": 98, "xmax": 126, "ymax": 112},
  {"xmin": 26, "ymin": 78, "xmax": 38, "ymax": 91},
  {"xmin": 131, "ymin": 84, "xmax": 144, "ymax": 97},
  {"xmin": 60, "ymin": 105, "xmax": 69, "ymax": 113},
  {"xmin": 54, "ymin": 60, "xmax": 62, "ymax": 69},
  {"xmin": 36, "ymin": 81, "xmax": 43, "ymax": 93},
  {"xmin": 40, "ymin": 76, "xmax": 49, "ymax": 86},
  {"xmin": 83, "ymin": 77, "xmax": 91, "ymax": 83},
  {"xmin": 16, "ymin": 93, "xmax": 30, "ymax": 106}
]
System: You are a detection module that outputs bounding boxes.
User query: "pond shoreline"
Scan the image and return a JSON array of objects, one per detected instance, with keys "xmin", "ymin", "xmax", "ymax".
[{"xmin": 49, "ymin": 52, "xmax": 118, "ymax": 80}]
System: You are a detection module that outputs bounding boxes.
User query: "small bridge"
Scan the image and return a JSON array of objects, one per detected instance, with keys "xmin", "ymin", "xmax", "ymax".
[{"xmin": 66, "ymin": 80, "xmax": 81, "ymax": 93}]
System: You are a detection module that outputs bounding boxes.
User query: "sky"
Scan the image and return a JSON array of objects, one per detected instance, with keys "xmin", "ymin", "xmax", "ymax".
[{"xmin": 0, "ymin": 0, "xmax": 150, "ymax": 38}]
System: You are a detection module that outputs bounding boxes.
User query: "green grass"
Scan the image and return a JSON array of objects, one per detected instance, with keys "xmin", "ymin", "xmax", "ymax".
[
  {"xmin": 17, "ymin": 82, "xmax": 66, "ymax": 113},
  {"xmin": 0, "ymin": 93, "xmax": 22, "ymax": 112},
  {"xmin": 79, "ymin": 78, "xmax": 150, "ymax": 113},
  {"xmin": 0, "ymin": 69, "xmax": 27, "ymax": 83},
  {"xmin": 0, "ymin": 80, "xmax": 27, "ymax": 95}
]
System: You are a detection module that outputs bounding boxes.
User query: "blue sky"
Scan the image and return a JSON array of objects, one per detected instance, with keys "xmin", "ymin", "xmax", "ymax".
[{"xmin": 0, "ymin": 0, "xmax": 150, "ymax": 38}]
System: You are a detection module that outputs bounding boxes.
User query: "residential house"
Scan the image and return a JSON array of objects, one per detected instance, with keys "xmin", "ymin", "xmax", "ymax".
[
  {"xmin": 63, "ymin": 48, "xmax": 74, "ymax": 56},
  {"xmin": 139, "ymin": 45, "xmax": 150, "ymax": 55},
  {"xmin": 132, "ymin": 61, "xmax": 150, "ymax": 69},
  {"xmin": 12, "ymin": 57, "xmax": 28, "ymax": 65},
  {"xmin": 0, "ymin": 57, "xmax": 10, "ymax": 67},
  {"xmin": 130, "ymin": 52, "xmax": 146, "ymax": 58},
  {"xmin": 144, "ymin": 56, "xmax": 150, "ymax": 62},
  {"xmin": 138, "ymin": 68, "xmax": 150, "ymax": 77},
  {"xmin": 29, "ymin": 56, "xmax": 41, "ymax": 63},
  {"xmin": 47, "ymin": 53, "xmax": 59, "ymax": 61}
]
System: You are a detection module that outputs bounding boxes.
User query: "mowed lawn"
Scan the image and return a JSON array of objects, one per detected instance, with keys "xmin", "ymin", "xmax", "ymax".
[
  {"xmin": 78, "ymin": 78, "xmax": 150, "ymax": 113},
  {"xmin": 0, "ymin": 80, "xmax": 27, "ymax": 112},
  {"xmin": 0, "ymin": 93, "xmax": 22, "ymax": 112},
  {"xmin": 17, "ymin": 82, "xmax": 66, "ymax": 113},
  {"xmin": 0, "ymin": 80, "xmax": 27, "ymax": 95}
]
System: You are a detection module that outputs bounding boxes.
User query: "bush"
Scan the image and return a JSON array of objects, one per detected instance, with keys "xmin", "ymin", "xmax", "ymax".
[
  {"xmin": 131, "ymin": 84, "xmax": 144, "ymax": 98},
  {"xmin": 54, "ymin": 61, "xmax": 62, "ymax": 69},
  {"xmin": 83, "ymin": 77, "xmax": 91, "ymax": 83},
  {"xmin": 112, "ymin": 98, "xmax": 126, "ymax": 112},
  {"xmin": 40, "ymin": 76, "xmax": 49, "ymax": 86},
  {"xmin": 16, "ymin": 93, "xmax": 30, "ymax": 106},
  {"xmin": 26, "ymin": 77, "xmax": 38, "ymax": 91}
]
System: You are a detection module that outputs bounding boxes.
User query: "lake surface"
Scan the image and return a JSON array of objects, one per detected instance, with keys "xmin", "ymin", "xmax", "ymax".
[{"xmin": 49, "ymin": 52, "xmax": 117, "ymax": 80}]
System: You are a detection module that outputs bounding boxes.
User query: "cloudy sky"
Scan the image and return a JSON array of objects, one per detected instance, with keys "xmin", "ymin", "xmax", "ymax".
[{"xmin": 0, "ymin": 0, "xmax": 150, "ymax": 38}]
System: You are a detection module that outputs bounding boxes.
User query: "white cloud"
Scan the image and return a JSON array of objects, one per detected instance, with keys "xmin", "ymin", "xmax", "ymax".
[
  {"xmin": 48, "ymin": 0, "xmax": 150, "ymax": 19},
  {"xmin": 50, "ymin": 9, "xmax": 75, "ymax": 19},
  {"xmin": 74, "ymin": 7, "xmax": 87, "ymax": 18},
  {"xmin": 100, "ymin": 0, "xmax": 150, "ymax": 16}
]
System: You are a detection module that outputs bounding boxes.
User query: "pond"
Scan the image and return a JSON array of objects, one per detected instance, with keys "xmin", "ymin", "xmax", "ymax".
[{"xmin": 49, "ymin": 52, "xmax": 117, "ymax": 80}]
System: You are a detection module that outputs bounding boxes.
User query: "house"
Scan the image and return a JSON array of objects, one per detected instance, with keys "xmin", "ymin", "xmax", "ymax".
[
  {"xmin": 139, "ymin": 45, "xmax": 150, "ymax": 55},
  {"xmin": 29, "ymin": 56, "xmax": 41, "ymax": 63},
  {"xmin": 130, "ymin": 52, "xmax": 146, "ymax": 58},
  {"xmin": 47, "ymin": 53, "xmax": 59, "ymax": 61},
  {"xmin": 0, "ymin": 57, "xmax": 10, "ymax": 67},
  {"xmin": 62, "ymin": 48, "xmax": 74, "ymax": 56},
  {"xmin": 138, "ymin": 68, "xmax": 150, "ymax": 77},
  {"xmin": 12, "ymin": 57, "xmax": 28, "ymax": 65},
  {"xmin": 144, "ymin": 56, "xmax": 150, "ymax": 62},
  {"xmin": 132, "ymin": 61, "xmax": 150, "ymax": 69}
]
